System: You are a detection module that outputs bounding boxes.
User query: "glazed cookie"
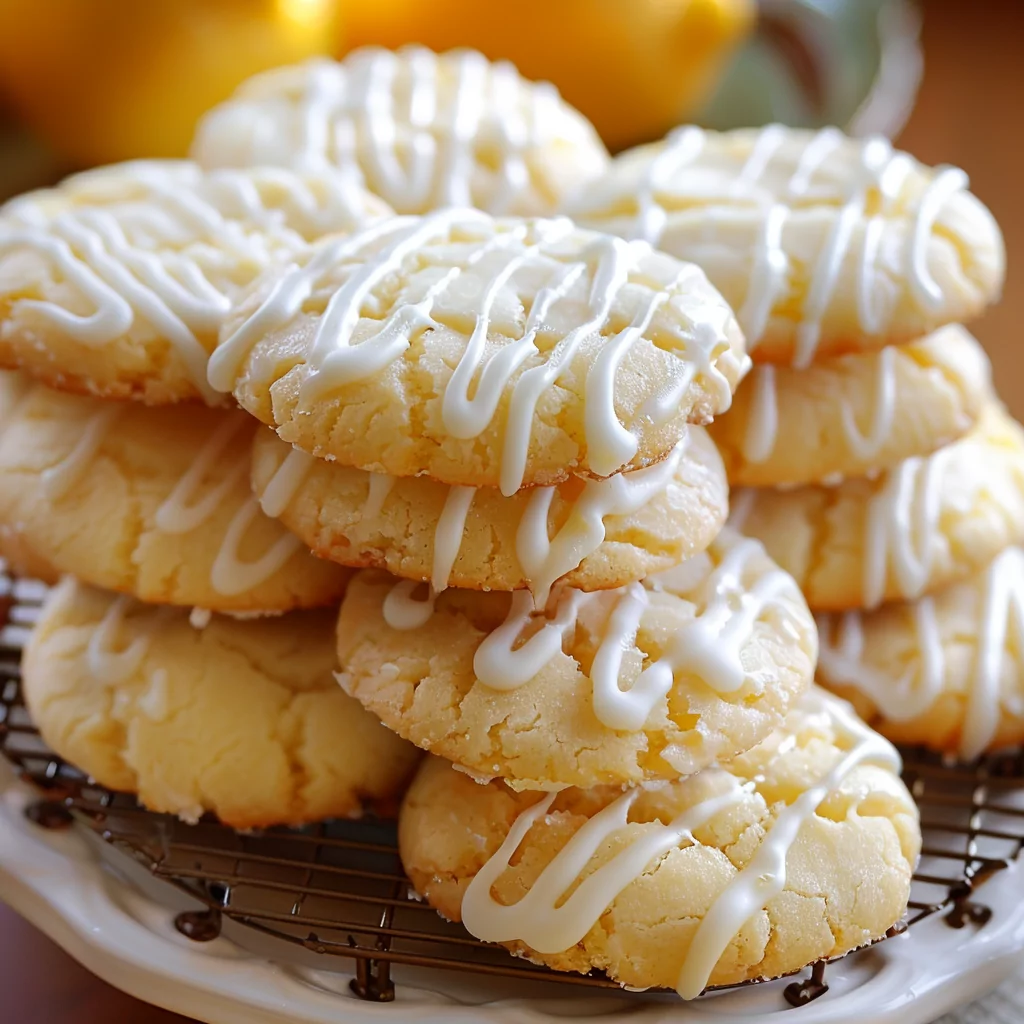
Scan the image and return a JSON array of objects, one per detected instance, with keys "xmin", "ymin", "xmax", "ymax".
[
  {"xmin": 0, "ymin": 161, "xmax": 391, "ymax": 404},
  {"xmin": 568, "ymin": 126, "xmax": 1004, "ymax": 366},
  {"xmin": 252, "ymin": 425, "xmax": 728, "ymax": 602},
  {"xmin": 23, "ymin": 578, "xmax": 421, "ymax": 828},
  {"xmin": 0, "ymin": 384, "xmax": 348, "ymax": 612},
  {"xmin": 818, "ymin": 546, "xmax": 1024, "ymax": 759},
  {"xmin": 710, "ymin": 324, "xmax": 992, "ymax": 487},
  {"xmin": 335, "ymin": 529, "xmax": 816, "ymax": 789},
  {"xmin": 210, "ymin": 210, "xmax": 747, "ymax": 494},
  {"xmin": 399, "ymin": 689, "xmax": 919, "ymax": 997},
  {"xmin": 731, "ymin": 403, "xmax": 1024, "ymax": 611},
  {"xmin": 191, "ymin": 47, "xmax": 610, "ymax": 217}
]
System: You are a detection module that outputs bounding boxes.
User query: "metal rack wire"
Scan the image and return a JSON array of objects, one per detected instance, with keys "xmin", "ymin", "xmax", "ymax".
[{"xmin": 2, "ymin": 572, "xmax": 1023, "ymax": 1008}]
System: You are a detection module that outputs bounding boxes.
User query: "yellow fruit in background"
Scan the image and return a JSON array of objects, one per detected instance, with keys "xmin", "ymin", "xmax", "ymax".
[
  {"xmin": 0, "ymin": 0, "xmax": 339, "ymax": 166},
  {"xmin": 342, "ymin": 0, "xmax": 755, "ymax": 150}
]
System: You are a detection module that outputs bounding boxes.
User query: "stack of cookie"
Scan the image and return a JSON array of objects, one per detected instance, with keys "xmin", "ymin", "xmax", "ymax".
[
  {"xmin": 208, "ymin": 206, "xmax": 919, "ymax": 995},
  {"xmin": 0, "ymin": 161, "xmax": 425, "ymax": 827},
  {"xmin": 0, "ymin": 46, "xmax": 928, "ymax": 1000},
  {"xmin": 570, "ymin": 125, "xmax": 1016, "ymax": 761}
]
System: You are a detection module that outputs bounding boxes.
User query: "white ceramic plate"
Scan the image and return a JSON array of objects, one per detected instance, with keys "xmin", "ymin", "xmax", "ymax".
[{"xmin": 1, "ymin": 765, "xmax": 1023, "ymax": 1024}]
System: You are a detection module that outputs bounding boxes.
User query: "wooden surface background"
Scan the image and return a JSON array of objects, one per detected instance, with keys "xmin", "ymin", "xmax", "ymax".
[{"xmin": 1, "ymin": 0, "xmax": 1022, "ymax": 1020}]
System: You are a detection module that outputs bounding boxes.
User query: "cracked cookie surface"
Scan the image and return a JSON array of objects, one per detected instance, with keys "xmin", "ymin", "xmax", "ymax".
[
  {"xmin": 0, "ymin": 384, "xmax": 349, "ymax": 612},
  {"xmin": 211, "ymin": 211, "xmax": 747, "ymax": 492},
  {"xmin": 568, "ymin": 126, "xmax": 1004, "ymax": 365},
  {"xmin": 192, "ymin": 46, "xmax": 610, "ymax": 217},
  {"xmin": 251, "ymin": 424, "xmax": 728, "ymax": 597},
  {"xmin": 23, "ymin": 578, "xmax": 421, "ymax": 827},
  {"xmin": 817, "ymin": 545, "xmax": 1024, "ymax": 759},
  {"xmin": 731, "ymin": 403, "xmax": 1024, "ymax": 611},
  {"xmin": 399, "ymin": 689, "xmax": 919, "ymax": 995},
  {"xmin": 0, "ymin": 161, "xmax": 390, "ymax": 404},
  {"xmin": 710, "ymin": 325, "xmax": 991, "ymax": 487},
  {"xmin": 336, "ymin": 530, "xmax": 816, "ymax": 789}
]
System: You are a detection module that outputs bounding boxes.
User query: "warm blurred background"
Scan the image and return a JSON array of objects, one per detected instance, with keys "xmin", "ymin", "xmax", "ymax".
[
  {"xmin": 1, "ymin": 0, "xmax": 1017, "ymax": 420},
  {"xmin": 0, "ymin": 1, "xmax": 1023, "ymax": 1021}
]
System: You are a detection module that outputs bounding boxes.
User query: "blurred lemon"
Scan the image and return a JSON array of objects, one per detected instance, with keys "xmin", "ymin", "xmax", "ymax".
[
  {"xmin": 342, "ymin": 0, "xmax": 755, "ymax": 150},
  {"xmin": 0, "ymin": 0, "xmax": 339, "ymax": 166}
]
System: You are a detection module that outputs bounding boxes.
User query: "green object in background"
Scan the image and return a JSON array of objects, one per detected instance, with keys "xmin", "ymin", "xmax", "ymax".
[{"xmin": 698, "ymin": 0, "xmax": 922, "ymax": 138}]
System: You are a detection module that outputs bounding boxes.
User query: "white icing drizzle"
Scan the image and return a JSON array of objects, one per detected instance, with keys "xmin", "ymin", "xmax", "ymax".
[
  {"xmin": 461, "ymin": 776, "xmax": 748, "ymax": 954},
  {"xmin": 86, "ymin": 595, "xmax": 157, "ymax": 682},
  {"xmin": 470, "ymin": 529, "xmax": 801, "ymax": 731},
  {"xmin": 1, "ymin": 163, "xmax": 374, "ymax": 401},
  {"xmin": 41, "ymin": 404, "xmax": 122, "ymax": 500},
  {"xmin": 516, "ymin": 437, "xmax": 689, "ymax": 605},
  {"xmin": 862, "ymin": 447, "xmax": 952, "ymax": 608},
  {"xmin": 209, "ymin": 210, "xmax": 736, "ymax": 496},
  {"xmin": 257, "ymin": 447, "xmax": 316, "ymax": 519},
  {"xmin": 155, "ymin": 416, "xmax": 251, "ymax": 533},
  {"xmin": 209, "ymin": 498, "xmax": 302, "ymax": 596},
  {"xmin": 460, "ymin": 690, "xmax": 902, "ymax": 999},
  {"xmin": 362, "ymin": 473, "xmax": 396, "ymax": 520},
  {"xmin": 741, "ymin": 366, "xmax": 778, "ymax": 464},
  {"xmin": 611, "ymin": 126, "xmax": 966, "ymax": 365},
  {"xmin": 674, "ymin": 692, "xmax": 900, "ymax": 999},
  {"xmin": 382, "ymin": 579, "xmax": 436, "ymax": 630},
  {"xmin": 740, "ymin": 345, "xmax": 898, "ymax": 465},
  {"xmin": 818, "ymin": 546, "xmax": 1024, "ymax": 759},
  {"xmin": 194, "ymin": 47, "xmax": 605, "ymax": 215},
  {"xmin": 432, "ymin": 485, "xmax": 476, "ymax": 592}
]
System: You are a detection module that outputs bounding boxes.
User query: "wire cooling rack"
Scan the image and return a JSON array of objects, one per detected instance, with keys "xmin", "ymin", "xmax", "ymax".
[{"xmin": 2, "ymin": 572, "xmax": 1023, "ymax": 1009}]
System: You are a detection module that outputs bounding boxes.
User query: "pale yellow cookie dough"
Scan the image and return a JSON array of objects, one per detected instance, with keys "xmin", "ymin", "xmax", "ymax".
[
  {"xmin": 335, "ymin": 531, "xmax": 816, "ymax": 789},
  {"xmin": 213, "ymin": 213, "xmax": 747, "ymax": 490},
  {"xmin": 399, "ymin": 690, "xmax": 919, "ymax": 995},
  {"xmin": 191, "ymin": 47, "xmax": 610, "ymax": 217},
  {"xmin": 710, "ymin": 325, "xmax": 992, "ymax": 487},
  {"xmin": 251, "ymin": 424, "xmax": 728, "ymax": 595},
  {"xmin": 732, "ymin": 403, "xmax": 1024, "ymax": 611},
  {"xmin": 23, "ymin": 578, "xmax": 421, "ymax": 827},
  {"xmin": 0, "ymin": 161, "xmax": 391, "ymax": 404},
  {"xmin": 568, "ymin": 127, "xmax": 1004, "ymax": 365},
  {"xmin": 0, "ymin": 384, "xmax": 349, "ymax": 612},
  {"xmin": 818, "ymin": 545, "xmax": 1024, "ymax": 759}
]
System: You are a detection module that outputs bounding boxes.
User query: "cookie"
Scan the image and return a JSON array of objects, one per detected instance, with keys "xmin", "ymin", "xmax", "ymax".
[
  {"xmin": 710, "ymin": 324, "xmax": 992, "ymax": 487},
  {"xmin": 818, "ymin": 545, "xmax": 1024, "ymax": 759},
  {"xmin": 210, "ymin": 211, "xmax": 748, "ymax": 494},
  {"xmin": 335, "ymin": 529, "xmax": 816, "ymax": 789},
  {"xmin": 191, "ymin": 47, "xmax": 610, "ymax": 217},
  {"xmin": 399, "ymin": 688, "xmax": 919, "ymax": 997},
  {"xmin": 568, "ymin": 126, "xmax": 1004, "ymax": 367},
  {"xmin": 0, "ymin": 161, "xmax": 391, "ymax": 404},
  {"xmin": 23, "ymin": 578, "xmax": 421, "ymax": 828},
  {"xmin": 251, "ymin": 425, "xmax": 728, "ymax": 601},
  {"xmin": 0, "ymin": 383, "xmax": 349, "ymax": 612},
  {"xmin": 730, "ymin": 403, "xmax": 1024, "ymax": 611}
]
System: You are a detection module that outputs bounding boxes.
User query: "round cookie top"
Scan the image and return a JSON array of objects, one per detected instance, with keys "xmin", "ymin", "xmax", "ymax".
[
  {"xmin": 336, "ymin": 528, "xmax": 817, "ymax": 789},
  {"xmin": 191, "ymin": 46, "xmax": 610, "ymax": 217},
  {"xmin": 0, "ymin": 383, "xmax": 349, "ymax": 613},
  {"xmin": 818, "ymin": 545, "xmax": 1024, "ymax": 760},
  {"xmin": 23, "ymin": 578, "xmax": 421, "ymax": 828},
  {"xmin": 731, "ymin": 402, "xmax": 1024, "ymax": 611},
  {"xmin": 211, "ymin": 210, "xmax": 747, "ymax": 493},
  {"xmin": 0, "ymin": 160, "xmax": 392, "ymax": 404},
  {"xmin": 251, "ymin": 424, "xmax": 728, "ymax": 603},
  {"xmin": 710, "ymin": 324, "xmax": 992, "ymax": 487},
  {"xmin": 568, "ymin": 126, "xmax": 1005, "ymax": 367},
  {"xmin": 398, "ymin": 688, "xmax": 919, "ymax": 997}
]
